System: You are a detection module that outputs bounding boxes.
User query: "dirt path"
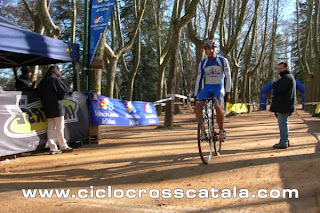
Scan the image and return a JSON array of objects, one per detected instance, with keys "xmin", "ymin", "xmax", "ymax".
[{"xmin": 0, "ymin": 108, "xmax": 319, "ymax": 213}]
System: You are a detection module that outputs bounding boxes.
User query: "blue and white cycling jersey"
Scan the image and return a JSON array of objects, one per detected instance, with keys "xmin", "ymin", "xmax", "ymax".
[{"xmin": 194, "ymin": 56, "xmax": 231, "ymax": 100}]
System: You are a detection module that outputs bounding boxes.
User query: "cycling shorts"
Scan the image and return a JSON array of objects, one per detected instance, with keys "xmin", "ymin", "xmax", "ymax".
[{"xmin": 197, "ymin": 84, "xmax": 224, "ymax": 101}]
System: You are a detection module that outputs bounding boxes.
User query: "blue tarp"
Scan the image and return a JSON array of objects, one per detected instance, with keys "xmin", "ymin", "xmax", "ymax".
[
  {"xmin": 0, "ymin": 16, "xmax": 79, "ymax": 68},
  {"xmin": 259, "ymin": 81, "xmax": 273, "ymax": 110},
  {"xmin": 259, "ymin": 80, "xmax": 305, "ymax": 110}
]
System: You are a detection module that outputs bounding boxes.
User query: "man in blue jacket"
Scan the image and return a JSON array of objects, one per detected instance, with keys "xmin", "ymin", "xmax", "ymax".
[
  {"xmin": 38, "ymin": 65, "xmax": 74, "ymax": 154},
  {"xmin": 270, "ymin": 62, "xmax": 296, "ymax": 149}
]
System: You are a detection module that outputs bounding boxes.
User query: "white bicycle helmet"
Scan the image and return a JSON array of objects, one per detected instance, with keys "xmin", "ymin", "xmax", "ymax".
[{"xmin": 203, "ymin": 39, "xmax": 217, "ymax": 49}]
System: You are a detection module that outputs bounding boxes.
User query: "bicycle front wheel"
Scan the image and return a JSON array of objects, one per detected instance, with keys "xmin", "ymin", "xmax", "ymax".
[
  {"xmin": 198, "ymin": 115, "xmax": 213, "ymax": 164},
  {"xmin": 212, "ymin": 116, "xmax": 221, "ymax": 156}
]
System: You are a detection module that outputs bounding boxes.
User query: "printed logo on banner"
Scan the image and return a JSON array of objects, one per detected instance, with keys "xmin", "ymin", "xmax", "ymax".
[
  {"xmin": 94, "ymin": 95, "xmax": 118, "ymax": 125},
  {"xmin": 94, "ymin": 16, "xmax": 104, "ymax": 24},
  {"xmin": 144, "ymin": 103, "xmax": 153, "ymax": 113},
  {"xmin": 96, "ymin": 0, "xmax": 112, "ymax": 4},
  {"xmin": 124, "ymin": 101, "xmax": 139, "ymax": 126},
  {"xmin": 97, "ymin": 96, "xmax": 114, "ymax": 111},
  {"xmin": 143, "ymin": 103, "xmax": 157, "ymax": 124},
  {"xmin": 125, "ymin": 101, "xmax": 137, "ymax": 113},
  {"xmin": 4, "ymin": 96, "xmax": 79, "ymax": 138}
]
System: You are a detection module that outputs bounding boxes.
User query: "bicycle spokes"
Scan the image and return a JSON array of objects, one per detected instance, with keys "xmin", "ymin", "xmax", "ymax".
[{"xmin": 198, "ymin": 116, "xmax": 213, "ymax": 164}]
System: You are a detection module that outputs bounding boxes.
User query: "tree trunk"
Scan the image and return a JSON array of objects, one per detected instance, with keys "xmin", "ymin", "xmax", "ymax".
[
  {"xmin": 312, "ymin": 0, "xmax": 320, "ymax": 104},
  {"xmin": 267, "ymin": 0, "xmax": 279, "ymax": 83},
  {"xmin": 231, "ymin": 65, "xmax": 239, "ymax": 103},
  {"xmin": 301, "ymin": 0, "xmax": 314, "ymax": 111},
  {"xmin": 126, "ymin": 27, "xmax": 141, "ymax": 101},
  {"xmin": 165, "ymin": 26, "xmax": 182, "ymax": 127},
  {"xmin": 89, "ymin": 33, "xmax": 105, "ymax": 95},
  {"xmin": 174, "ymin": 51, "xmax": 182, "ymax": 114},
  {"xmin": 195, "ymin": 46, "xmax": 204, "ymax": 82},
  {"xmin": 126, "ymin": 0, "xmax": 141, "ymax": 101},
  {"xmin": 106, "ymin": 58, "xmax": 117, "ymax": 97},
  {"xmin": 164, "ymin": 0, "xmax": 200, "ymax": 127},
  {"xmin": 241, "ymin": 67, "xmax": 249, "ymax": 103},
  {"xmin": 156, "ymin": 64, "xmax": 166, "ymax": 114},
  {"xmin": 31, "ymin": 10, "xmax": 46, "ymax": 85},
  {"xmin": 37, "ymin": 0, "xmax": 61, "ymax": 38},
  {"xmin": 240, "ymin": 0, "xmax": 267, "ymax": 104},
  {"xmin": 153, "ymin": 0, "xmax": 174, "ymax": 115},
  {"xmin": 240, "ymin": 14, "xmax": 257, "ymax": 103}
]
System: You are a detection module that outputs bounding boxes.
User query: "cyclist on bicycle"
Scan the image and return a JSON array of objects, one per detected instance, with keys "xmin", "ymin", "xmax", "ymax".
[{"xmin": 194, "ymin": 39, "xmax": 231, "ymax": 142}]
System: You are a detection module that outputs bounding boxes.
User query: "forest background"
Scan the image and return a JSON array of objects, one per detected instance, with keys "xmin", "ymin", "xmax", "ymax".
[{"xmin": 0, "ymin": 0, "xmax": 319, "ymax": 124}]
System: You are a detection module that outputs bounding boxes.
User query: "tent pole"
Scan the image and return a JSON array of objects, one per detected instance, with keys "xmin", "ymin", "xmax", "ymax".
[{"xmin": 83, "ymin": 0, "xmax": 90, "ymax": 93}]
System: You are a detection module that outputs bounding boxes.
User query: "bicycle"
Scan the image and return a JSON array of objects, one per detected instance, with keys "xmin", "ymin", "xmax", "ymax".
[{"xmin": 197, "ymin": 96, "xmax": 222, "ymax": 164}]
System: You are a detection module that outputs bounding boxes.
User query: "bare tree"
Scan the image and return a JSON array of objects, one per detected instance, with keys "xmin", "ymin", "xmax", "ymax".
[
  {"xmin": 219, "ymin": 0, "xmax": 249, "ymax": 58},
  {"xmin": 164, "ymin": 0, "xmax": 200, "ymax": 127},
  {"xmin": 230, "ymin": 1, "xmax": 259, "ymax": 103},
  {"xmin": 20, "ymin": 0, "xmax": 61, "ymax": 85},
  {"xmin": 103, "ymin": 0, "xmax": 147, "ymax": 98},
  {"xmin": 266, "ymin": 0, "xmax": 280, "ymax": 83},
  {"xmin": 218, "ymin": 0, "xmax": 249, "ymax": 103},
  {"xmin": 37, "ymin": 0, "xmax": 61, "ymax": 38},
  {"xmin": 240, "ymin": 0, "xmax": 269, "ymax": 104},
  {"xmin": 126, "ymin": 0, "xmax": 142, "ymax": 101},
  {"xmin": 152, "ymin": 0, "xmax": 175, "ymax": 114},
  {"xmin": 300, "ymin": 0, "xmax": 313, "ymax": 111}
]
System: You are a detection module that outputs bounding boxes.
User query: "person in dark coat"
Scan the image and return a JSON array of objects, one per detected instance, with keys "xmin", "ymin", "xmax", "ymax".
[
  {"xmin": 38, "ymin": 65, "xmax": 74, "ymax": 154},
  {"xmin": 15, "ymin": 66, "xmax": 34, "ymax": 91},
  {"xmin": 270, "ymin": 62, "xmax": 296, "ymax": 149}
]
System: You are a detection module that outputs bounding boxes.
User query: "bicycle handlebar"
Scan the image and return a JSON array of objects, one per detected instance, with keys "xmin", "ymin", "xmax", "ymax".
[{"xmin": 196, "ymin": 97, "xmax": 217, "ymax": 101}]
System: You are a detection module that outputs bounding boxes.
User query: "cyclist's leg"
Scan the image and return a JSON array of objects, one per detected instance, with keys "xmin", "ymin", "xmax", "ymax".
[
  {"xmin": 195, "ymin": 101, "xmax": 205, "ymax": 121},
  {"xmin": 195, "ymin": 87, "xmax": 209, "ymax": 120},
  {"xmin": 214, "ymin": 93, "xmax": 226, "ymax": 141},
  {"xmin": 214, "ymin": 99, "xmax": 224, "ymax": 129}
]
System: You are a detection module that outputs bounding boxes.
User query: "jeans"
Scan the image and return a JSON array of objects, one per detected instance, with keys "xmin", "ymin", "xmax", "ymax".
[
  {"xmin": 47, "ymin": 116, "xmax": 69, "ymax": 151},
  {"xmin": 276, "ymin": 113, "xmax": 290, "ymax": 146}
]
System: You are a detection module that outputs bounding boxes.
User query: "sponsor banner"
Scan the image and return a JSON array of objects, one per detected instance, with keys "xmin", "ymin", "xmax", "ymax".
[
  {"xmin": 226, "ymin": 102, "xmax": 248, "ymax": 115},
  {"xmin": 0, "ymin": 91, "xmax": 89, "ymax": 157},
  {"xmin": 89, "ymin": 0, "xmax": 116, "ymax": 66},
  {"xmin": 89, "ymin": 93, "xmax": 160, "ymax": 126}
]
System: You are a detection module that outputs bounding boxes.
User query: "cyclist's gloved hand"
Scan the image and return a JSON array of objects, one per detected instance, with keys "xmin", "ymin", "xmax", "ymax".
[{"xmin": 224, "ymin": 92, "xmax": 230, "ymax": 102}]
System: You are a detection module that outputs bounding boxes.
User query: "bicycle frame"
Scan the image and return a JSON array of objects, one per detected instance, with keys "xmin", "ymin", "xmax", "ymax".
[{"xmin": 201, "ymin": 98, "xmax": 217, "ymax": 128}]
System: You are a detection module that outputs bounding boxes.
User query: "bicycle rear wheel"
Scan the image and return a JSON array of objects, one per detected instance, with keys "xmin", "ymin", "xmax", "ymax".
[{"xmin": 198, "ymin": 115, "xmax": 213, "ymax": 164}]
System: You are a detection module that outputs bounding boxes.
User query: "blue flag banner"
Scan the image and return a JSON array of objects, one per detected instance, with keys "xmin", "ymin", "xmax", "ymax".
[
  {"xmin": 89, "ymin": 93, "xmax": 160, "ymax": 126},
  {"xmin": 89, "ymin": 0, "xmax": 116, "ymax": 66}
]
